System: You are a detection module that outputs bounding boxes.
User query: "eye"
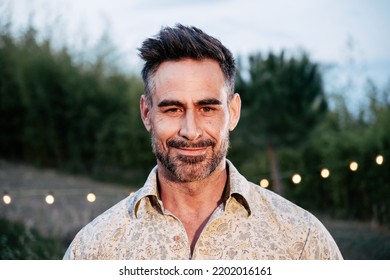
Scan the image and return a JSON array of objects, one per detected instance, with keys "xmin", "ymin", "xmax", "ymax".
[
  {"xmin": 163, "ymin": 107, "xmax": 182, "ymax": 115},
  {"xmin": 166, "ymin": 108, "xmax": 179, "ymax": 112},
  {"xmin": 200, "ymin": 106, "xmax": 215, "ymax": 113}
]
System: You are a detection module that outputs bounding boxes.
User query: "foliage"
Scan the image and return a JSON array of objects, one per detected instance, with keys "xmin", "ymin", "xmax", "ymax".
[
  {"xmin": 232, "ymin": 49, "xmax": 390, "ymax": 225},
  {"xmin": 0, "ymin": 217, "xmax": 66, "ymax": 259},
  {"xmin": 234, "ymin": 51, "xmax": 327, "ymax": 195},
  {"xmin": 273, "ymin": 81, "xmax": 390, "ymax": 225},
  {"xmin": 236, "ymin": 51, "xmax": 327, "ymax": 148},
  {"xmin": 0, "ymin": 25, "xmax": 154, "ymax": 184}
]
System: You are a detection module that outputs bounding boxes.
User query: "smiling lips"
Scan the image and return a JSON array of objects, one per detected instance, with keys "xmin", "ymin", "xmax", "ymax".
[
  {"xmin": 167, "ymin": 139, "xmax": 215, "ymax": 158},
  {"xmin": 174, "ymin": 147, "xmax": 208, "ymax": 157}
]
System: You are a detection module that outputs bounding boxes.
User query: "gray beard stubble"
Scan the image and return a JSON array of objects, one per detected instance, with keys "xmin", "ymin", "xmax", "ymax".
[{"xmin": 151, "ymin": 131, "xmax": 230, "ymax": 182}]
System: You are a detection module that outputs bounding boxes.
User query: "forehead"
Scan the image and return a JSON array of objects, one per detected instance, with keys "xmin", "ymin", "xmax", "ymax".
[{"xmin": 152, "ymin": 58, "xmax": 227, "ymax": 102}]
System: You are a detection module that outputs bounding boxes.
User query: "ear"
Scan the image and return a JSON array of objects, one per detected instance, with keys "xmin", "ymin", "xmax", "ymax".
[
  {"xmin": 140, "ymin": 95, "xmax": 152, "ymax": 132},
  {"xmin": 228, "ymin": 93, "xmax": 241, "ymax": 131}
]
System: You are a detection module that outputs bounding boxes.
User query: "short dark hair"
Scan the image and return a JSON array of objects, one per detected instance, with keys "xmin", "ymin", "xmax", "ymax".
[{"xmin": 138, "ymin": 24, "xmax": 236, "ymax": 105}]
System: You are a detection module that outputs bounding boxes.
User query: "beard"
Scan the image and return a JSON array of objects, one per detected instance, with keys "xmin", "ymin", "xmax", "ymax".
[{"xmin": 151, "ymin": 131, "xmax": 230, "ymax": 183}]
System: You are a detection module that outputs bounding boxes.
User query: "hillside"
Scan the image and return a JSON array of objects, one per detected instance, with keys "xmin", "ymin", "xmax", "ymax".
[{"xmin": 0, "ymin": 159, "xmax": 136, "ymax": 241}]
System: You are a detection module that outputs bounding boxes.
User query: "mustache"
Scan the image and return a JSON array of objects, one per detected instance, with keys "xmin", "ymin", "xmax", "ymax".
[{"xmin": 167, "ymin": 139, "xmax": 216, "ymax": 149}]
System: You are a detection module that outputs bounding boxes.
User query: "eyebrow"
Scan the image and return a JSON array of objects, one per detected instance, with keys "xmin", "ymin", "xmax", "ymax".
[
  {"xmin": 196, "ymin": 98, "xmax": 223, "ymax": 106},
  {"xmin": 157, "ymin": 98, "xmax": 222, "ymax": 108},
  {"xmin": 158, "ymin": 100, "xmax": 184, "ymax": 108}
]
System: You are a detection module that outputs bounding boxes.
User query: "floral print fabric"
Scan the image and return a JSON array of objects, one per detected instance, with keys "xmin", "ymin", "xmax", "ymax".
[{"xmin": 63, "ymin": 160, "xmax": 343, "ymax": 260}]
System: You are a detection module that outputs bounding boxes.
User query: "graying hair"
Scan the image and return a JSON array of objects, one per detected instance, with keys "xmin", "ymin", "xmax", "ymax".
[{"xmin": 138, "ymin": 24, "xmax": 236, "ymax": 106}]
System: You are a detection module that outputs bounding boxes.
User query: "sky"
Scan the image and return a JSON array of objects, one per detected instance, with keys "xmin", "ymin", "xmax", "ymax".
[{"xmin": 3, "ymin": 0, "xmax": 390, "ymax": 108}]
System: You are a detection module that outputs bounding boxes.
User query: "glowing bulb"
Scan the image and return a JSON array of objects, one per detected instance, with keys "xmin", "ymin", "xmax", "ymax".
[
  {"xmin": 86, "ymin": 192, "xmax": 96, "ymax": 203},
  {"xmin": 45, "ymin": 193, "xmax": 55, "ymax": 204},
  {"xmin": 321, "ymin": 168, "xmax": 330, "ymax": 178},
  {"xmin": 292, "ymin": 174, "xmax": 302, "ymax": 184},
  {"xmin": 3, "ymin": 193, "xmax": 11, "ymax": 204},
  {"xmin": 260, "ymin": 179, "xmax": 269, "ymax": 188},
  {"xmin": 349, "ymin": 161, "xmax": 358, "ymax": 171},
  {"xmin": 376, "ymin": 155, "xmax": 384, "ymax": 165}
]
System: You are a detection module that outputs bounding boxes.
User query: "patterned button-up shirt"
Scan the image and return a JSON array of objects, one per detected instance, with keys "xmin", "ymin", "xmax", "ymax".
[{"xmin": 63, "ymin": 161, "xmax": 343, "ymax": 260}]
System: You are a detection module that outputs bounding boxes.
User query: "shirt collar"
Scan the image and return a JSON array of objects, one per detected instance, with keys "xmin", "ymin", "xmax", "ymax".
[
  {"xmin": 128, "ymin": 160, "xmax": 252, "ymax": 218},
  {"xmin": 127, "ymin": 166, "xmax": 160, "ymax": 218},
  {"xmin": 225, "ymin": 160, "xmax": 252, "ymax": 216}
]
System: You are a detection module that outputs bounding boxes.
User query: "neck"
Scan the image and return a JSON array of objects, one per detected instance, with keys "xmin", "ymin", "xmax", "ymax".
[{"xmin": 157, "ymin": 159, "xmax": 227, "ymax": 210}]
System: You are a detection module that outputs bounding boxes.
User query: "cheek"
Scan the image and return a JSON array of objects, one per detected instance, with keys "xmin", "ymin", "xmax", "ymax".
[
  {"xmin": 204, "ymin": 117, "xmax": 230, "ymax": 140},
  {"xmin": 152, "ymin": 118, "xmax": 180, "ymax": 141}
]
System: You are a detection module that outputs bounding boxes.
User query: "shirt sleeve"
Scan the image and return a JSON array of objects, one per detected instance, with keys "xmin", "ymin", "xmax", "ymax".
[
  {"xmin": 62, "ymin": 243, "xmax": 73, "ymax": 260},
  {"xmin": 300, "ymin": 215, "xmax": 343, "ymax": 260}
]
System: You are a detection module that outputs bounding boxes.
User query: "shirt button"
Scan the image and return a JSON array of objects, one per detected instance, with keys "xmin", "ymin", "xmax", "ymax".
[{"xmin": 174, "ymin": 235, "xmax": 181, "ymax": 242}]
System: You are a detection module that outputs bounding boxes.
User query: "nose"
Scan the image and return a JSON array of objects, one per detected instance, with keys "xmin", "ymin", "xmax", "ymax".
[{"xmin": 179, "ymin": 110, "xmax": 202, "ymax": 140}]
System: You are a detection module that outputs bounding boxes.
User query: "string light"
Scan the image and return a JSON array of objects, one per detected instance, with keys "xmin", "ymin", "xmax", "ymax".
[
  {"xmin": 45, "ymin": 193, "xmax": 55, "ymax": 205},
  {"xmin": 292, "ymin": 174, "xmax": 302, "ymax": 184},
  {"xmin": 3, "ymin": 192, "xmax": 11, "ymax": 205},
  {"xmin": 321, "ymin": 168, "xmax": 330, "ymax": 178},
  {"xmin": 376, "ymin": 155, "xmax": 384, "ymax": 165},
  {"xmin": 259, "ymin": 179, "xmax": 269, "ymax": 188},
  {"xmin": 349, "ymin": 161, "xmax": 358, "ymax": 171},
  {"xmin": 86, "ymin": 192, "xmax": 96, "ymax": 203},
  {"xmin": 0, "ymin": 153, "xmax": 386, "ymax": 205}
]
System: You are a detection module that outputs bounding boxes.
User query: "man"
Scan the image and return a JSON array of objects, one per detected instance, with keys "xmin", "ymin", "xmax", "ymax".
[{"xmin": 64, "ymin": 24, "xmax": 343, "ymax": 260}]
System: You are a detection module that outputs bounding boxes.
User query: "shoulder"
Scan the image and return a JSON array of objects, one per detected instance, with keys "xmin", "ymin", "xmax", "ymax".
[
  {"xmin": 228, "ymin": 160, "xmax": 335, "ymax": 242},
  {"xmin": 246, "ymin": 180, "xmax": 313, "ymax": 226},
  {"xmin": 244, "ymin": 181, "xmax": 342, "ymax": 259},
  {"xmin": 63, "ymin": 195, "xmax": 133, "ymax": 259}
]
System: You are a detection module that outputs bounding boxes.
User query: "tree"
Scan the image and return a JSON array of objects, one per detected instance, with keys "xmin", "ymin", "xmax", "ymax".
[
  {"xmin": 0, "ymin": 22, "xmax": 154, "ymax": 182},
  {"xmin": 236, "ymin": 51, "xmax": 328, "ymax": 195}
]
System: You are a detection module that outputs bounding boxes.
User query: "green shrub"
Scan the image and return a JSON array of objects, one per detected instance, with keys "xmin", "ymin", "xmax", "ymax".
[{"xmin": 0, "ymin": 217, "xmax": 66, "ymax": 260}]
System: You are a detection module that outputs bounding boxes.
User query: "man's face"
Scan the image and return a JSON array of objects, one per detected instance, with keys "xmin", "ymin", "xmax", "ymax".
[{"xmin": 141, "ymin": 58, "xmax": 241, "ymax": 182}]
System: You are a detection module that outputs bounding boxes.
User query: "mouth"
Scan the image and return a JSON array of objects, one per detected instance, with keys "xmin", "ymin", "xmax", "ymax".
[
  {"xmin": 167, "ymin": 139, "xmax": 215, "ymax": 158},
  {"xmin": 174, "ymin": 147, "xmax": 208, "ymax": 157}
]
